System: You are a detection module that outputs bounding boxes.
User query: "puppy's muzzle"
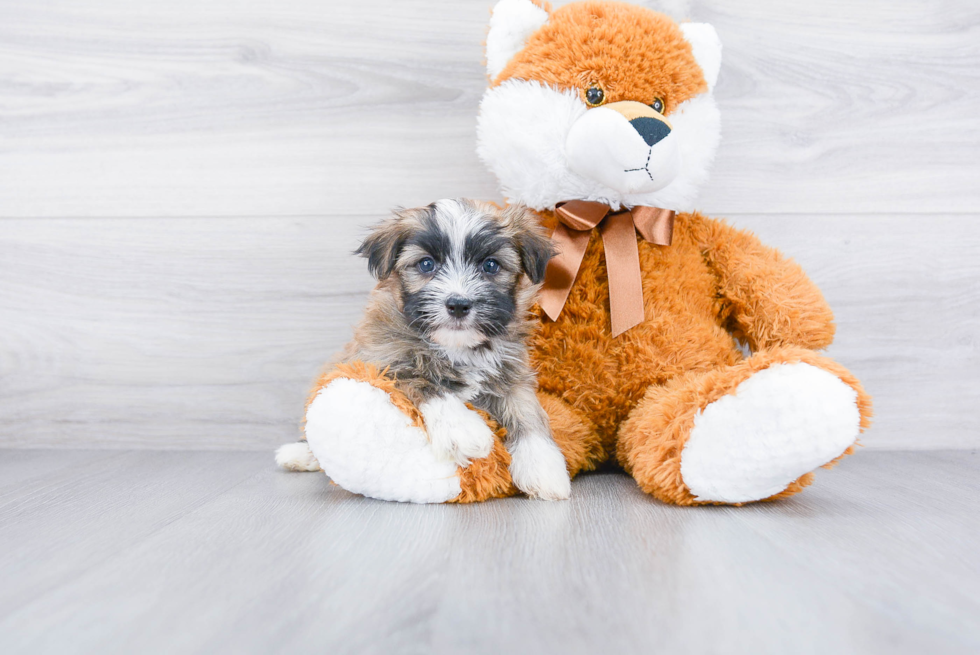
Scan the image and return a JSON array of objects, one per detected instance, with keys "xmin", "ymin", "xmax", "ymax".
[{"xmin": 565, "ymin": 101, "xmax": 681, "ymax": 195}]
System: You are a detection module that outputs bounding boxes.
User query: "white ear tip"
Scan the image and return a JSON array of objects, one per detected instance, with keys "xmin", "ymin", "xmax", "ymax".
[
  {"xmin": 486, "ymin": 0, "xmax": 550, "ymax": 81},
  {"xmin": 680, "ymin": 22, "xmax": 722, "ymax": 91}
]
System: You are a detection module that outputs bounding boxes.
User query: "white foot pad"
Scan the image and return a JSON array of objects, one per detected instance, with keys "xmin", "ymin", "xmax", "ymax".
[
  {"xmin": 305, "ymin": 378, "xmax": 461, "ymax": 503},
  {"xmin": 680, "ymin": 363, "xmax": 860, "ymax": 503}
]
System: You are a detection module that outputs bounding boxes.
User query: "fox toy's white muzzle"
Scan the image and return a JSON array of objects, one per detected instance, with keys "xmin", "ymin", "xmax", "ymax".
[{"xmin": 565, "ymin": 101, "xmax": 681, "ymax": 195}]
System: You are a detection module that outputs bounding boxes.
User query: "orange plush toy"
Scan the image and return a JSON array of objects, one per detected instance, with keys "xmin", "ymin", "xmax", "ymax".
[{"xmin": 277, "ymin": 0, "xmax": 872, "ymax": 505}]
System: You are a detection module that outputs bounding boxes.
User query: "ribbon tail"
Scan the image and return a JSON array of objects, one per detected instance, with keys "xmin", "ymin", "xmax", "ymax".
[
  {"xmin": 600, "ymin": 212, "xmax": 645, "ymax": 337},
  {"xmin": 630, "ymin": 206, "xmax": 675, "ymax": 246},
  {"xmin": 539, "ymin": 223, "xmax": 592, "ymax": 322}
]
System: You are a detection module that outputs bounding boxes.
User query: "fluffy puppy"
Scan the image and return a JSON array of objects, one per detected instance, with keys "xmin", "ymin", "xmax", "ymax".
[{"xmin": 334, "ymin": 198, "xmax": 570, "ymax": 500}]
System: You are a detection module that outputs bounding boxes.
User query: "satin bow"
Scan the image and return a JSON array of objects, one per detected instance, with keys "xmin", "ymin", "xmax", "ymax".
[{"xmin": 538, "ymin": 200, "xmax": 675, "ymax": 337}]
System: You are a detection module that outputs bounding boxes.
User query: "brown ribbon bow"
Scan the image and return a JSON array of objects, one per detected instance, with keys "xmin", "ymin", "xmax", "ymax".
[{"xmin": 539, "ymin": 200, "xmax": 675, "ymax": 337}]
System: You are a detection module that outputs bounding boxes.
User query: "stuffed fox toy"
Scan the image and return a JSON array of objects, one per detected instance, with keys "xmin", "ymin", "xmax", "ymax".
[{"xmin": 277, "ymin": 0, "xmax": 872, "ymax": 505}]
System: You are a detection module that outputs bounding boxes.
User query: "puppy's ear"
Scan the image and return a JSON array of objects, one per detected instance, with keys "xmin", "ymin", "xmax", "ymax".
[
  {"xmin": 504, "ymin": 204, "xmax": 554, "ymax": 284},
  {"xmin": 356, "ymin": 212, "xmax": 411, "ymax": 280}
]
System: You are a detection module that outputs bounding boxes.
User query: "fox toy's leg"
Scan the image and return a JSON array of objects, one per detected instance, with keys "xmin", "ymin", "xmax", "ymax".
[
  {"xmin": 288, "ymin": 362, "xmax": 500, "ymax": 503},
  {"xmin": 537, "ymin": 392, "xmax": 605, "ymax": 478},
  {"xmin": 277, "ymin": 362, "xmax": 600, "ymax": 504},
  {"xmin": 616, "ymin": 346, "xmax": 872, "ymax": 506}
]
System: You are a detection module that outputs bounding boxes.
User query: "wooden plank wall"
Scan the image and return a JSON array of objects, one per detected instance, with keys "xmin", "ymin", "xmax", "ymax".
[{"xmin": 1, "ymin": 0, "xmax": 978, "ymax": 450}]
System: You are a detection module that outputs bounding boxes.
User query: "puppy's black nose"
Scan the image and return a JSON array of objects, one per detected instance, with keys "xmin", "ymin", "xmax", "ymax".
[
  {"xmin": 630, "ymin": 116, "xmax": 671, "ymax": 147},
  {"xmin": 445, "ymin": 297, "xmax": 472, "ymax": 319}
]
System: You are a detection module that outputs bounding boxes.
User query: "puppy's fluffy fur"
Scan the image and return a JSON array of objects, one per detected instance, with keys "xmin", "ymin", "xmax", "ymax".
[{"xmin": 286, "ymin": 199, "xmax": 572, "ymax": 500}]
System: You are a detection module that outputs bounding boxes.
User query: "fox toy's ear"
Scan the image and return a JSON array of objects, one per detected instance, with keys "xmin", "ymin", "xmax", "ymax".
[
  {"xmin": 486, "ymin": 0, "xmax": 550, "ymax": 81},
  {"xmin": 680, "ymin": 23, "xmax": 722, "ymax": 91}
]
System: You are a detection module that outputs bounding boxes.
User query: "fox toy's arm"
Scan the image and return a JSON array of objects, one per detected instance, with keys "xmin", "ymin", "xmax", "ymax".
[{"xmin": 688, "ymin": 213, "xmax": 836, "ymax": 352}]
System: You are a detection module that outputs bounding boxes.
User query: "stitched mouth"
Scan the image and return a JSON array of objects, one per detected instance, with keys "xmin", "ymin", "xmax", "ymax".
[{"xmin": 623, "ymin": 147, "xmax": 655, "ymax": 182}]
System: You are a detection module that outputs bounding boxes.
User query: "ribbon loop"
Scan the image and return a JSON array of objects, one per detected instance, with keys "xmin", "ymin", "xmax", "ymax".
[
  {"xmin": 554, "ymin": 199, "xmax": 610, "ymax": 231},
  {"xmin": 541, "ymin": 201, "xmax": 675, "ymax": 337}
]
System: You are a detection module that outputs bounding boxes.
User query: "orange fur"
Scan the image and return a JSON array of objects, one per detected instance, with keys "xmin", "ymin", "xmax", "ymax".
[
  {"xmin": 531, "ymin": 211, "xmax": 744, "ymax": 454},
  {"xmin": 538, "ymin": 392, "xmax": 604, "ymax": 476},
  {"xmin": 308, "ymin": 2, "xmax": 872, "ymax": 506},
  {"xmin": 495, "ymin": 1, "xmax": 706, "ymax": 114},
  {"xmin": 306, "ymin": 361, "xmax": 424, "ymax": 428},
  {"xmin": 687, "ymin": 217, "xmax": 838, "ymax": 352},
  {"xmin": 450, "ymin": 407, "xmax": 517, "ymax": 503},
  {"xmin": 473, "ymin": 2, "xmax": 868, "ymax": 505},
  {"xmin": 528, "ymin": 210, "xmax": 872, "ymax": 504}
]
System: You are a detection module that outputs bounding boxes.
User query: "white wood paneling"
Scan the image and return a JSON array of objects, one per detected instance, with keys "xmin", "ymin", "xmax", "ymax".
[
  {"xmin": 0, "ymin": 0, "xmax": 977, "ymax": 216},
  {"xmin": 0, "ymin": 0, "xmax": 977, "ymax": 449},
  {"xmin": 0, "ymin": 216, "xmax": 371, "ymax": 449},
  {"xmin": 1, "ymin": 214, "xmax": 976, "ymax": 449}
]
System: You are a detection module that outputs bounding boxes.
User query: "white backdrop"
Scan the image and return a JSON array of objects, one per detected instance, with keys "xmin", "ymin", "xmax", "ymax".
[{"xmin": 1, "ymin": 0, "xmax": 977, "ymax": 449}]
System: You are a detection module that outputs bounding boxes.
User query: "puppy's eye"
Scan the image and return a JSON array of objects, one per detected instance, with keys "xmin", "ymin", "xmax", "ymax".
[
  {"xmin": 417, "ymin": 257, "xmax": 436, "ymax": 274},
  {"xmin": 585, "ymin": 85, "xmax": 605, "ymax": 107},
  {"xmin": 482, "ymin": 258, "xmax": 500, "ymax": 275},
  {"xmin": 650, "ymin": 97, "xmax": 665, "ymax": 114}
]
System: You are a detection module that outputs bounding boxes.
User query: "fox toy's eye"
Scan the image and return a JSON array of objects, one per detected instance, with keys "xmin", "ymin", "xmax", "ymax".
[
  {"xmin": 585, "ymin": 85, "xmax": 605, "ymax": 107},
  {"xmin": 650, "ymin": 97, "xmax": 665, "ymax": 114},
  {"xmin": 482, "ymin": 258, "xmax": 500, "ymax": 275},
  {"xmin": 417, "ymin": 257, "xmax": 436, "ymax": 274}
]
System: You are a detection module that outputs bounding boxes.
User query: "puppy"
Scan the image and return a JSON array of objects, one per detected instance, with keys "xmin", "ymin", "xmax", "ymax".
[{"xmin": 284, "ymin": 199, "xmax": 572, "ymax": 500}]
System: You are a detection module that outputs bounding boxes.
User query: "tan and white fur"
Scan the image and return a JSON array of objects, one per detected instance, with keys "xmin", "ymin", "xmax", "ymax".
[{"xmin": 278, "ymin": 199, "xmax": 571, "ymax": 500}]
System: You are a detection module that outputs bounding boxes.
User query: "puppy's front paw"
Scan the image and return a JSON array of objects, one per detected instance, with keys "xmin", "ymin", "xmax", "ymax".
[
  {"xmin": 275, "ymin": 441, "xmax": 321, "ymax": 472},
  {"xmin": 509, "ymin": 434, "xmax": 571, "ymax": 501},
  {"xmin": 420, "ymin": 395, "xmax": 495, "ymax": 468}
]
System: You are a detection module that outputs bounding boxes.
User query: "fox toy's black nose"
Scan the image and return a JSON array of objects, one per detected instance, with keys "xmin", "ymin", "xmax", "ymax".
[
  {"xmin": 445, "ymin": 297, "xmax": 472, "ymax": 318},
  {"xmin": 630, "ymin": 116, "xmax": 671, "ymax": 147}
]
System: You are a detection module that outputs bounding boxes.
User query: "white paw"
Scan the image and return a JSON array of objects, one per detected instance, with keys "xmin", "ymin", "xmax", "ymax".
[
  {"xmin": 305, "ymin": 379, "xmax": 461, "ymax": 503},
  {"xmin": 419, "ymin": 395, "xmax": 495, "ymax": 468},
  {"xmin": 275, "ymin": 441, "xmax": 321, "ymax": 472},
  {"xmin": 509, "ymin": 433, "xmax": 571, "ymax": 501},
  {"xmin": 680, "ymin": 362, "xmax": 861, "ymax": 503}
]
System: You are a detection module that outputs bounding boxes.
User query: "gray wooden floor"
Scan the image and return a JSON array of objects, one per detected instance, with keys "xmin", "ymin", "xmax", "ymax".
[{"xmin": 1, "ymin": 449, "xmax": 978, "ymax": 655}]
